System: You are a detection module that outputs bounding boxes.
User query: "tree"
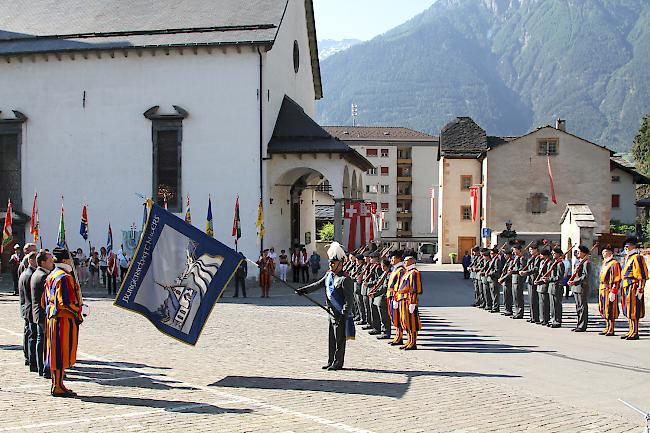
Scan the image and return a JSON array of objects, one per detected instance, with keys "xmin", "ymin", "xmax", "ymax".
[
  {"xmin": 632, "ymin": 114, "xmax": 650, "ymax": 176},
  {"xmin": 318, "ymin": 223, "xmax": 334, "ymax": 242}
]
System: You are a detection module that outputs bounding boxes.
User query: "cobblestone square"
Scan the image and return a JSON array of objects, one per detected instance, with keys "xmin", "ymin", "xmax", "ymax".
[{"xmin": 0, "ymin": 265, "xmax": 648, "ymax": 432}]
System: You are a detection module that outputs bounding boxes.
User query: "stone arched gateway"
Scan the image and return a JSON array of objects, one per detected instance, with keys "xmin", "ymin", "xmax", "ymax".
[{"xmin": 265, "ymin": 96, "xmax": 373, "ymax": 251}]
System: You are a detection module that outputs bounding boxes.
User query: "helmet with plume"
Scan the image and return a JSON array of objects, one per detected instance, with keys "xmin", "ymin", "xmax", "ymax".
[{"xmin": 327, "ymin": 241, "xmax": 346, "ymax": 261}]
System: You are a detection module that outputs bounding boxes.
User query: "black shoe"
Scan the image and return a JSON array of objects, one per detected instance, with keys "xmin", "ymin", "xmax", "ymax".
[
  {"xmin": 327, "ymin": 365, "xmax": 341, "ymax": 371},
  {"xmin": 321, "ymin": 364, "xmax": 332, "ymax": 369},
  {"xmin": 550, "ymin": 324, "xmax": 561, "ymax": 328},
  {"xmin": 377, "ymin": 335, "xmax": 391, "ymax": 340},
  {"xmin": 361, "ymin": 325, "xmax": 373, "ymax": 330},
  {"xmin": 512, "ymin": 316, "xmax": 524, "ymax": 319},
  {"xmin": 233, "ymin": 295, "xmax": 238, "ymax": 298},
  {"xmin": 24, "ymin": 360, "xmax": 29, "ymax": 366},
  {"xmin": 573, "ymin": 328, "xmax": 585, "ymax": 333},
  {"xmin": 43, "ymin": 372, "xmax": 51, "ymax": 379},
  {"xmin": 29, "ymin": 365, "xmax": 38, "ymax": 373},
  {"xmin": 502, "ymin": 312, "xmax": 513, "ymax": 316},
  {"xmin": 539, "ymin": 322, "xmax": 548, "ymax": 326},
  {"xmin": 490, "ymin": 310, "xmax": 500, "ymax": 313},
  {"xmin": 368, "ymin": 330, "xmax": 381, "ymax": 335},
  {"xmin": 626, "ymin": 335, "xmax": 639, "ymax": 340},
  {"xmin": 403, "ymin": 345, "xmax": 418, "ymax": 351}
]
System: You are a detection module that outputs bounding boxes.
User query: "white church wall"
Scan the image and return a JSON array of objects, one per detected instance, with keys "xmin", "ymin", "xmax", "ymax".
[{"xmin": 0, "ymin": 50, "xmax": 265, "ymax": 261}]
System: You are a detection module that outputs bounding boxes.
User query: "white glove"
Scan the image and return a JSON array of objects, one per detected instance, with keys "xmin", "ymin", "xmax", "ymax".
[
  {"xmin": 569, "ymin": 290, "xmax": 573, "ymax": 296},
  {"xmin": 638, "ymin": 292, "xmax": 644, "ymax": 300},
  {"xmin": 608, "ymin": 292, "xmax": 615, "ymax": 302},
  {"xmin": 408, "ymin": 304, "xmax": 416, "ymax": 314},
  {"xmin": 392, "ymin": 300, "xmax": 399, "ymax": 309}
]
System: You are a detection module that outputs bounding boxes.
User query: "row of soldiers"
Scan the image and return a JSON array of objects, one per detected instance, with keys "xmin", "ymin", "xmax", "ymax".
[
  {"xmin": 343, "ymin": 249, "xmax": 422, "ymax": 350},
  {"xmin": 468, "ymin": 237, "xmax": 646, "ymax": 339}
]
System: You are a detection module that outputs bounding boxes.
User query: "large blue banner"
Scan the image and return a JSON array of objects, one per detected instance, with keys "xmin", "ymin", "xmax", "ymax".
[{"xmin": 115, "ymin": 202, "xmax": 242, "ymax": 345}]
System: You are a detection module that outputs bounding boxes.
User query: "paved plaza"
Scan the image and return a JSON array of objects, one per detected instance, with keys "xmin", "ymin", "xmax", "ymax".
[{"xmin": 0, "ymin": 265, "xmax": 649, "ymax": 432}]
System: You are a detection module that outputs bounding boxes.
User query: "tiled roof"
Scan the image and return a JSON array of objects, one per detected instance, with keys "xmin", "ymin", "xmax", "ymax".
[
  {"xmin": 610, "ymin": 155, "xmax": 650, "ymax": 184},
  {"xmin": 439, "ymin": 117, "xmax": 488, "ymax": 156},
  {"xmin": 324, "ymin": 126, "xmax": 438, "ymax": 141}
]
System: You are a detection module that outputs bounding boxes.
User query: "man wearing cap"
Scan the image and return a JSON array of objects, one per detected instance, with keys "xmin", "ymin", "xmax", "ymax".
[
  {"xmin": 387, "ymin": 250, "xmax": 406, "ymax": 346},
  {"xmin": 353, "ymin": 254, "xmax": 368, "ymax": 325},
  {"xmin": 498, "ymin": 249, "xmax": 514, "ymax": 316},
  {"xmin": 510, "ymin": 244, "xmax": 527, "ymax": 319},
  {"xmin": 364, "ymin": 252, "xmax": 383, "ymax": 334},
  {"xmin": 568, "ymin": 245, "xmax": 592, "ymax": 332},
  {"xmin": 478, "ymin": 249, "xmax": 492, "ymax": 310},
  {"xmin": 297, "ymin": 242, "xmax": 354, "ymax": 370},
  {"xmin": 520, "ymin": 244, "xmax": 541, "ymax": 323},
  {"xmin": 10, "ymin": 244, "xmax": 22, "ymax": 295},
  {"xmin": 18, "ymin": 252, "xmax": 38, "ymax": 371},
  {"xmin": 469, "ymin": 247, "xmax": 481, "ymax": 307},
  {"xmin": 486, "ymin": 247, "xmax": 503, "ymax": 313},
  {"xmin": 548, "ymin": 247, "xmax": 566, "ymax": 328},
  {"xmin": 536, "ymin": 249, "xmax": 552, "ymax": 326},
  {"xmin": 370, "ymin": 258, "xmax": 392, "ymax": 340},
  {"xmin": 398, "ymin": 255, "xmax": 422, "ymax": 350},
  {"xmin": 31, "ymin": 251, "xmax": 54, "ymax": 377},
  {"xmin": 620, "ymin": 237, "xmax": 647, "ymax": 340},
  {"xmin": 44, "ymin": 247, "xmax": 83, "ymax": 397},
  {"xmin": 598, "ymin": 245, "xmax": 621, "ymax": 336}
]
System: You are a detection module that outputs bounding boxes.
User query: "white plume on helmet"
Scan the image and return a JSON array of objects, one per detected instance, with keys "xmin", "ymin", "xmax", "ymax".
[{"xmin": 327, "ymin": 241, "xmax": 346, "ymax": 261}]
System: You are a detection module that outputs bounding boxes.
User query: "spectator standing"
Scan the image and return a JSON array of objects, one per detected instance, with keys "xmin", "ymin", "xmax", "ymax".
[
  {"xmin": 310, "ymin": 250, "xmax": 321, "ymax": 279},
  {"xmin": 278, "ymin": 249, "xmax": 289, "ymax": 282},
  {"xmin": 30, "ymin": 251, "xmax": 54, "ymax": 377},
  {"xmin": 18, "ymin": 252, "xmax": 38, "ymax": 371},
  {"xmin": 89, "ymin": 251, "xmax": 100, "ymax": 288},
  {"xmin": 462, "ymin": 251, "xmax": 471, "ymax": 279},
  {"xmin": 300, "ymin": 248, "xmax": 309, "ymax": 283},
  {"xmin": 99, "ymin": 247, "xmax": 108, "ymax": 287},
  {"xmin": 106, "ymin": 249, "xmax": 118, "ymax": 295},
  {"xmin": 117, "ymin": 249, "xmax": 130, "ymax": 281},
  {"xmin": 10, "ymin": 244, "xmax": 22, "ymax": 295},
  {"xmin": 233, "ymin": 254, "xmax": 248, "ymax": 298},
  {"xmin": 291, "ymin": 247, "xmax": 301, "ymax": 283}
]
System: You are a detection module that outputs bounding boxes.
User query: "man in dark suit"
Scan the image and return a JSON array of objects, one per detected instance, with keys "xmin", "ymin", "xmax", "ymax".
[
  {"xmin": 18, "ymin": 252, "xmax": 37, "ymax": 371},
  {"xmin": 297, "ymin": 242, "xmax": 354, "ymax": 371},
  {"xmin": 30, "ymin": 251, "xmax": 54, "ymax": 377},
  {"xmin": 233, "ymin": 254, "xmax": 248, "ymax": 298}
]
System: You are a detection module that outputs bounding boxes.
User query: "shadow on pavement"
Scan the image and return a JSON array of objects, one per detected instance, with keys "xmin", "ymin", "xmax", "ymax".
[
  {"xmin": 210, "ymin": 375, "xmax": 408, "ymax": 398},
  {"xmin": 77, "ymin": 395, "xmax": 252, "ymax": 415},
  {"xmin": 345, "ymin": 367, "xmax": 520, "ymax": 379},
  {"xmin": 0, "ymin": 344, "xmax": 22, "ymax": 350}
]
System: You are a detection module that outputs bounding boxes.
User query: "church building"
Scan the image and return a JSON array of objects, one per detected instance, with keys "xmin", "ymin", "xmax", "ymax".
[{"xmin": 0, "ymin": 0, "xmax": 370, "ymax": 265}]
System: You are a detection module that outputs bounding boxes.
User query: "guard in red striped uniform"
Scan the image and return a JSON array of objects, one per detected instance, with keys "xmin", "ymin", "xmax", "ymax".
[
  {"xmin": 598, "ymin": 245, "xmax": 621, "ymax": 337},
  {"xmin": 620, "ymin": 238, "xmax": 647, "ymax": 340},
  {"xmin": 398, "ymin": 256, "xmax": 422, "ymax": 350},
  {"xmin": 386, "ymin": 250, "xmax": 405, "ymax": 346},
  {"xmin": 44, "ymin": 248, "xmax": 82, "ymax": 397}
]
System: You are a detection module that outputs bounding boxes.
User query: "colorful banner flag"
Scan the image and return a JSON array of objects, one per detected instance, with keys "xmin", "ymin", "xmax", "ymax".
[
  {"xmin": 115, "ymin": 202, "xmax": 243, "ymax": 345},
  {"xmin": 184, "ymin": 195, "xmax": 192, "ymax": 224},
  {"xmin": 107, "ymin": 223, "xmax": 113, "ymax": 253},
  {"xmin": 1, "ymin": 199, "xmax": 12, "ymax": 253},
  {"xmin": 343, "ymin": 200, "xmax": 359, "ymax": 252},
  {"xmin": 30, "ymin": 193, "xmax": 39, "ymax": 243},
  {"xmin": 80, "ymin": 204, "xmax": 89, "ymax": 241},
  {"xmin": 232, "ymin": 196, "xmax": 241, "ymax": 242},
  {"xmin": 56, "ymin": 197, "xmax": 66, "ymax": 248},
  {"xmin": 255, "ymin": 198, "xmax": 265, "ymax": 240},
  {"xmin": 206, "ymin": 196, "xmax": 214, "ymax": 237},
  {"xmin": 469, "ymin": 186, "xmax": 480, "ymax": 222},
  {"xmin": 547, "ymin": 155, "xmax": 557, "ymax": 205},
  {"xmin": 121, "ymin": 224, "xmax": 141, "ymax": 258}
]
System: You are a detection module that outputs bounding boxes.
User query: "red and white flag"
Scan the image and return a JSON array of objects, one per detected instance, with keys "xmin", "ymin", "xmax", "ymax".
[
  {"xmin": 547, "ymin": 155, "xmax": 557, "ymax": 204},
  {"xmin": 30, "ymin": 192, "xmax": 39, "ymax": 243},
  {"xmin": 469, "ymin": 186, "xmax": 480, "ymax": 222},
  {"xmin": 343, "ymin": 201, "xmax": 359, "ymax": 252}
]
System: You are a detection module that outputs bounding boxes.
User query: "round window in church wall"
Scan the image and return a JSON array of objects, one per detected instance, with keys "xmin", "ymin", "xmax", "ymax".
[{"xmin": 293, "ymin": 40, "xmax": 300, "ymax": 73}]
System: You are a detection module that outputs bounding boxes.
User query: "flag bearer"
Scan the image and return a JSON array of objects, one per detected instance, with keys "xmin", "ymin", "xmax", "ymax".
[{"xmin": 257, "ymin": 249, "xmax": 275, "ymax": 298}]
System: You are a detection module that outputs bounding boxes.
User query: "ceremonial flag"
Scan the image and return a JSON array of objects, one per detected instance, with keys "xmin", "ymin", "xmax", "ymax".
[
  {"xmin": 1, "ymin": 199, "xmax": 12, "ymax": 253},
  {"xmin": 56, "ymin": 198, "xmax": 66, "ymax": 248},
  {"xmin": 30, "ymin": 193, "xmax": 39, "ymax": 243},
  {"xmin": 342, "ymin": 201, "xmax": 360, "ymax": 252},
  {"xmin": 107, "ymin": 223, "xmax": 113, "ymax": 253},
  {"xmin": 206, "ymin": 196, "xmax": 214, "ymax": 237},
  {"xmin": 80, "ymin": 204, "xmax": 89, "ymax": 241},
  {"xmin": 232, "ymin": 196, "xmax": 241, "ymax": 241},
  {"xmin": 115, "ymin": 202, "xmax": 243, "ymax": 345},
  {"xmin": 547, "ymin": 155, "xmax": 557, "ymax": 205},
  {"xmin": 255, "ymin": 198, "xmax": 265, "ymax": 240},
  {"xmin": 184, "ymin": 195, "xmax": 192, "ymax": 224},
  {"xmin": 122, "ymin": 224, "xmax": 141, "ymax": 258},
  {"xmin": 469, "ymin": 186, "xmax": 480, "ymax": 222}
]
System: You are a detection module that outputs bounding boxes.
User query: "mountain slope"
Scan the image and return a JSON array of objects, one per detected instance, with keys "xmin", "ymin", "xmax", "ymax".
[{"xmin": 316, "ymin": 0, "xmax": 650, "ymax": 150}]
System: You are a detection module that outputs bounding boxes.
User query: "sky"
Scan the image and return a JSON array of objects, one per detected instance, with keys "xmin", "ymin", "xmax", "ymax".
[{"xmin": 312, "ymin": 0, "xmax": 438, "ymax": 41}]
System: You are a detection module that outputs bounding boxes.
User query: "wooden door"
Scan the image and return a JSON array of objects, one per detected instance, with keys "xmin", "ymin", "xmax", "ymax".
[{"xmin": 458, "ymin": 237, "xmax": 476, "ymax": 258}]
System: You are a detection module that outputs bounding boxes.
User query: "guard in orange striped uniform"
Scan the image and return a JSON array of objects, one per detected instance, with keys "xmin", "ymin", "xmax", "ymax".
[
  {"xmin": 386, "ymin": 250, "xmax": 406, "ymax": 346},
  {"xmin": 44, "ymin": 248, "xmax": 82, "ymax": 398},
  {"xmin": 620, "ymin": 237, "xmax": 647, "ymax": 340},
  {"xmin": 257, "ymin": 249, "xmax": 275, "ymax": 298},
  {"xmin": 398, "ymin": 255, "xmax": 422, "ymax": 350},
  {"xmin": 598, "ymin": 245, "xmax": 621, "ymax": 336}
]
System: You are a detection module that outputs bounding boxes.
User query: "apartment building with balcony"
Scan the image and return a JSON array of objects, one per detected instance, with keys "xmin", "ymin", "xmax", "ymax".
[{"xmin": 324, "ymin": 126, "xmax": 439, "ymax": 247}]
